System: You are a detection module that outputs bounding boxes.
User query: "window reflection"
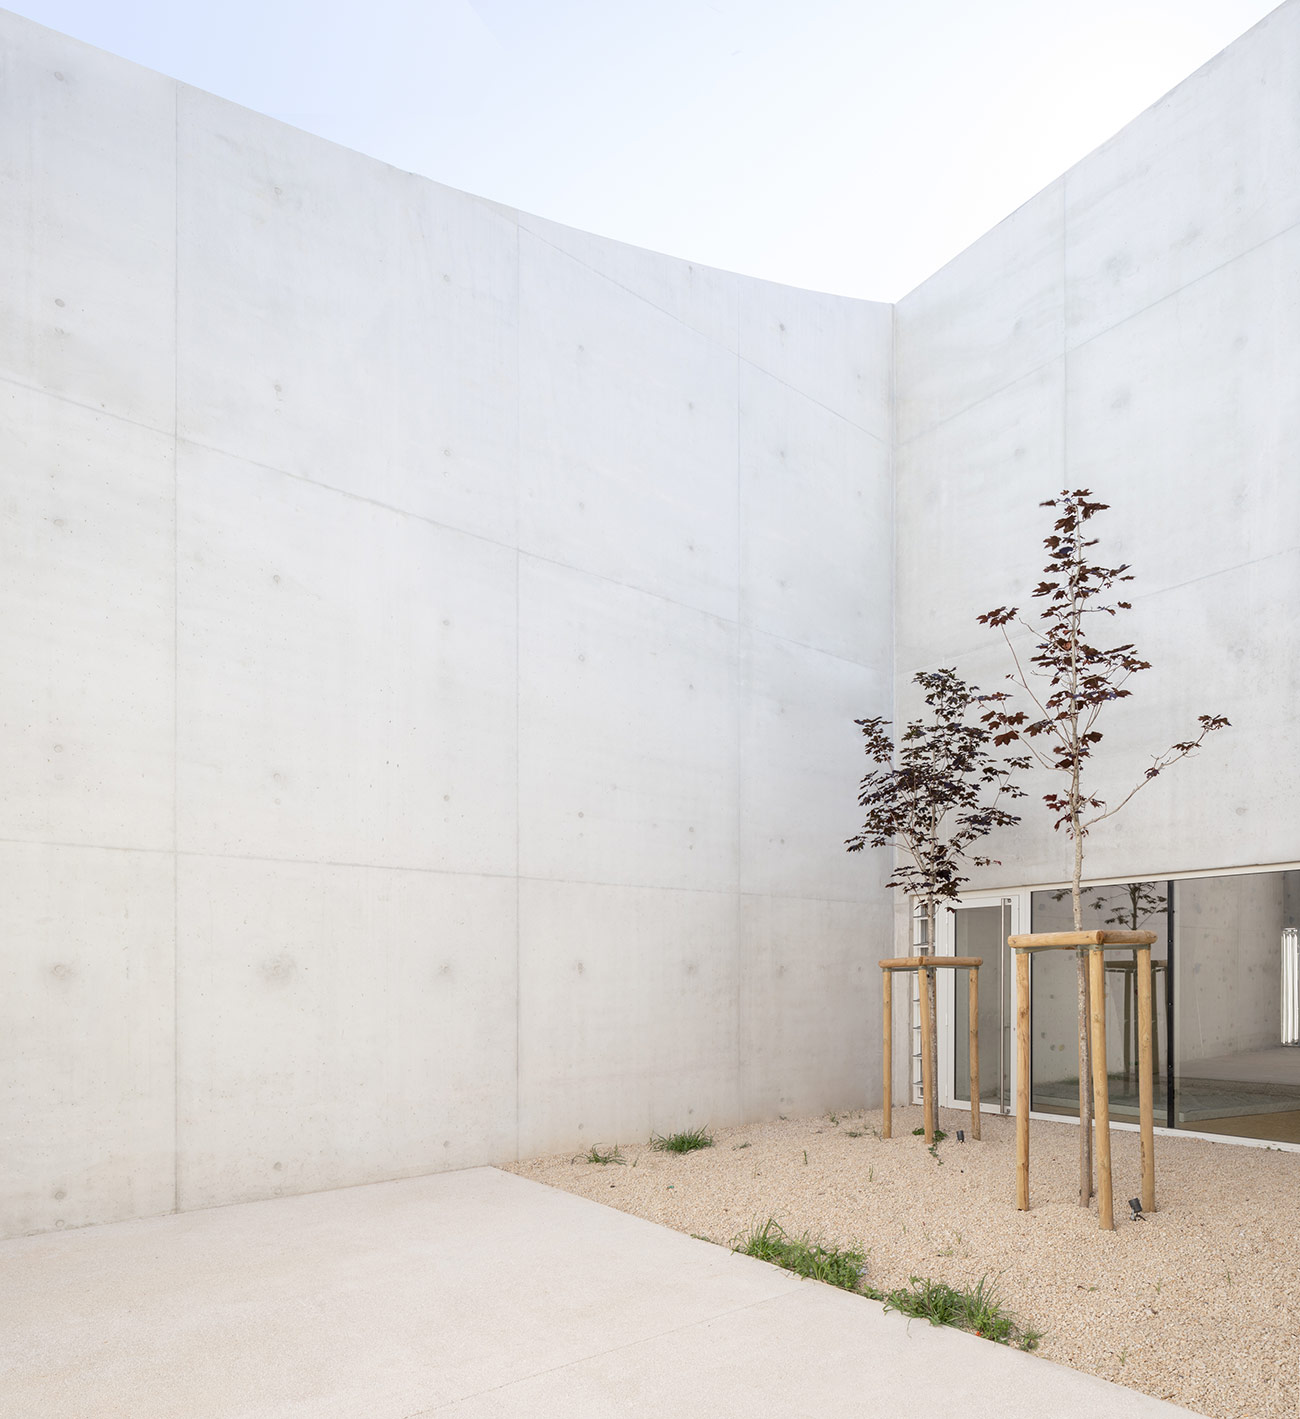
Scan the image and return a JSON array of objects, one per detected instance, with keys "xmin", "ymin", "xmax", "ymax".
[
  {"xmin": 1029, "ymin": 884, "xmax": 1169, "ymax": 1125},
  {"xmin": 1173, "ymin": 871, "xmax": 1300, "ymax": 1144},
  {"xmin": 952, "ymin": 903, "xmax": 1008, "ymax": 1111},
  {"xmin": 1025, "ymin": 871, "xmax": 1300, "ymax": 1144}
]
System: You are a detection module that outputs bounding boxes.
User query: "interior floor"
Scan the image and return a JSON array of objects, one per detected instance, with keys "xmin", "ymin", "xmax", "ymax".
[
  {"xmin": 1028, "ymin": 1068, "xmax": 1300, "ymax": 1146},
  {"xmin": 1179, "ymin": 1045, "xmax": 1300, "ymax": 1086}
]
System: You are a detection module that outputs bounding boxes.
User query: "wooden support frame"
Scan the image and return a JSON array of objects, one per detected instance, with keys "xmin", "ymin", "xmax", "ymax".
[
  {"xmin": 1009, "ymin": 930, "xmax": 1158, "ymax": 1230},
  {"xmin": 879, "ymin": 956, "xmax": 983, "ymax": 1144}
]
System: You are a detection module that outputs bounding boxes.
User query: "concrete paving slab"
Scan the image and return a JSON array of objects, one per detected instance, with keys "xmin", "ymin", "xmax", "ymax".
[{"xmin": 0, "ymin": 1167, "xmax": 1201, "ymax": 1418}]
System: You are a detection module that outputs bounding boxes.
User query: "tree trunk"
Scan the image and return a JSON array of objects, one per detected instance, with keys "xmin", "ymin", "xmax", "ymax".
[
  {"xmin": 1066, "ymin": 543, "xmax": 1093, "ymax": 1207},
  {"xmin": 1072, "ymin": 832, "xmax": 1093, "ymax": 1205}
]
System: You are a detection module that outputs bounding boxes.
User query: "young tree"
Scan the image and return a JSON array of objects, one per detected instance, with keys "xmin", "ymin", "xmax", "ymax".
[
  {"xmin": 847, "ymin": 668, "xmax": 1027, "ymax": 1138},
  {"xmin": 978, "ymin": 489, "xmax": 1228, "ymax": 1203}
]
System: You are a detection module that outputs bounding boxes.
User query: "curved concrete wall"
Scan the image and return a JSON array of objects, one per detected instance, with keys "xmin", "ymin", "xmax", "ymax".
[{"xmin": 0, "ymin": 9, "xmax": 893, "ymax": 1236}]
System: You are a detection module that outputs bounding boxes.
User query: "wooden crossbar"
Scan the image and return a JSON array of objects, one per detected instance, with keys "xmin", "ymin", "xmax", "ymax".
[
  {"xmin": 1007, "ymin": 930, "xmax": 1157, "ymax": 949},
  {"xmin": 878, "ymin": 956, "xmax": 984, "ymax": 970}
]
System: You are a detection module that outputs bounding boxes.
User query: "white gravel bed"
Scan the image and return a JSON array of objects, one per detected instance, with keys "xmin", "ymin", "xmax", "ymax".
[{"xmin": 507, "ymin": 1106, "xmax": 1300, "ymax": 1419}]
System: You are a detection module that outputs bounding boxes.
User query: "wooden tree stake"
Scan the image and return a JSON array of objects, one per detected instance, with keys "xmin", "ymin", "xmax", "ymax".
[
  {"xmin": 1016, "ymin": 948, "xmax": 1030, "ymax": 1210},
  {"xmin": 1088, "ymin": 948, "xmax": 1114, "ymax": 1230},
  {"xmin": 969, "ymin": 966, "xmax": 981, "ymax": 1141},
  {"xmin": 882, "ymin": 968, "xmax": 893, "ymax": 1140},
  {"xmin": 1137, "ymin": 946, "xmax": 1156, "ymax": 1212}
]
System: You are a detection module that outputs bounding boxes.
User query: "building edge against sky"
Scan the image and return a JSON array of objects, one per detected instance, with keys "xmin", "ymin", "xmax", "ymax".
[
  {"xmin": 0, "ymin": 1, "xmax": 1297, "ymax": 1237},
  {"xmin": 891, "ymin": 0, "xmax": 1300, "ymax": 1148}
]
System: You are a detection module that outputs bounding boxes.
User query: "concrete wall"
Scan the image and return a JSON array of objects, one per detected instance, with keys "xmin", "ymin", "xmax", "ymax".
[
  {"xmin": 0, "ymin": 9, "xmax": 893, "ymax": 1237},
  {"xmin": 894, "ymin": 0, "xmax": 1300, "ymax": 891},
  {"xmin": 6, "ymin": 0, "xmax": 1299, "ymax": 1237}
]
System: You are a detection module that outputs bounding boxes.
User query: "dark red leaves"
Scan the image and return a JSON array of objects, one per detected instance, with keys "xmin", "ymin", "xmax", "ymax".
[
  {"xmin": 977, "ymin": 487, "xmax": 1229, "ymax": 842},
  {"xmin": 846, "ymin": 669, "xmax": 1025, "ymax": 904}
]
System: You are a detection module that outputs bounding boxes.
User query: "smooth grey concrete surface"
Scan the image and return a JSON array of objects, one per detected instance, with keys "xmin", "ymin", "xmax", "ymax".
[
  {"xmin": 894, "ymin": 0, "xmax": 1300, "ymax": 891},
  {"xmin": 0, "ymin": 1167, "xmax": 1201, "ymax": 1419},
  {"xmin": 0, "ymin": 6, "xmax": 892, "ymax": 1238}
]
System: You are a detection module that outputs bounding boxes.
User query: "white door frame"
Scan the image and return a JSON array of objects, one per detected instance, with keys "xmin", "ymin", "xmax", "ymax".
[{"xmin": 934, "ymin": 890, "xmax": 1030, "ymax": 1115}]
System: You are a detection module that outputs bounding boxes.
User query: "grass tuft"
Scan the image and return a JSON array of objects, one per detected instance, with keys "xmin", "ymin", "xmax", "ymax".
[
  {"xmin": 650, "ymin": 1126, "xmax": 713, "ymax": 1154},
  {"xmin": 733, "ymin": 1224, "xmax": 1043, "ymax": 1353},
  {"xmin": 733, "ymin": 1218, "xmax": 869, "ymax": 1294},
  {"xmin": 582, "ymin": 1144, "xmax": 624, "ymax": 1165},
  {"xmin": 882, "ymin": 1274, "xmax": 1043, "ymax": 1350}
]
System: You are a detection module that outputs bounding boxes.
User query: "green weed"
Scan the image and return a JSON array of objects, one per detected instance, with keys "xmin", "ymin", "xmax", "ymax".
[
  {"xmin": 733, "ymin": 1218, "xmax": 869, "ymax": 1295},
  {"xmin": 582, "ymin": 1144, "xmax": 624, "ymax": 1165},
  {"xmin": 882, "ymin": 1275, "xmax": 1042, "ymax": 1351},
  {"xmin": 650, "ymin": 1127, "xmax": 714, "ymax": 1154}
]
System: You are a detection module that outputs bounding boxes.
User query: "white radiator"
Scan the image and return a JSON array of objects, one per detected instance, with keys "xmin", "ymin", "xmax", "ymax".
[{"xmin": 1284, "ymin": 928, "xmax": 1300, "ymax": 1047}]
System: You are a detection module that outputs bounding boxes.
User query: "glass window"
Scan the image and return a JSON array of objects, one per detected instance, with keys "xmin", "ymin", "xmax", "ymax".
[
  {"xmin": 1173, "ymin": 870, "xmax": 1300, "ymax": 1145},
  {"xmin": 1020, "ymin": 870, "xmax": 1300, "ymax": 1144},
  {"xmin": 952, "ymin": 902, "xmax": 1010, "ymax": 1111},
  {"xmin": 1029, "ymin": 882, "xmax": 1171, "ymax": 1125}
]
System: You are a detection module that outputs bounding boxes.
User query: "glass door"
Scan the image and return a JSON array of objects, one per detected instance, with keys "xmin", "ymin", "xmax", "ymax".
[{"xmin": 938, "ymin": 894, "xmax": 1022, "ymax": 1115}]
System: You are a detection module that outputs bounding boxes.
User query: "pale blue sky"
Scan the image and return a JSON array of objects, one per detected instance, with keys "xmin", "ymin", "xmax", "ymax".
[{"xmin": 9, "ymin": 0, "xmax": 1281, "ymax": 298}]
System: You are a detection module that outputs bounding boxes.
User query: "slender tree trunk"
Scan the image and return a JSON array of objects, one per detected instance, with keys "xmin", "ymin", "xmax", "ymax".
[
  {"xmin": 921, "ymin": 814, "xmax": 940, "ymax": 1143},
  {"xmin": 1072, "ymin": 818, "xmax": 1093, "ymax": 1204},
  {"xmin": 1065, "ymin": 555, "xmax": 1093, "ymax": 1206}
]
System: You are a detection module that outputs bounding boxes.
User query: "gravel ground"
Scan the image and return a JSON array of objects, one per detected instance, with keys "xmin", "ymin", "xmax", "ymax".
[{"xmin": 507, "ymin": 1107, "xmax": 1300, "ymax": 1419}]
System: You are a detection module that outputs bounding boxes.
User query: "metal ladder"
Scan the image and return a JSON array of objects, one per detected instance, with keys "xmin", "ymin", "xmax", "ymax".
[{"xmin": 910, "ymin": 908, "xmax": 929, "ymax": 1104}]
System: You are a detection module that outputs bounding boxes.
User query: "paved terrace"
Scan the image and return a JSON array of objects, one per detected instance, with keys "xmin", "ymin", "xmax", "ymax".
[{"xmin": 0, "ymin": 1167, "xmax": 1199, "ymax": 1417}]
